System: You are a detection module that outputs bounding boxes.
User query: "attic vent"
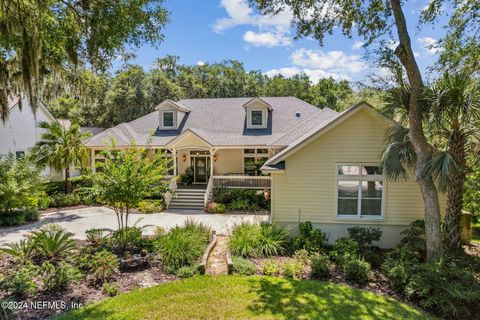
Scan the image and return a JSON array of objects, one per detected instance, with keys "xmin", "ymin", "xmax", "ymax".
[{"xmin": 295, "ymin": 111, "xmax": 301, "ymax": 117}]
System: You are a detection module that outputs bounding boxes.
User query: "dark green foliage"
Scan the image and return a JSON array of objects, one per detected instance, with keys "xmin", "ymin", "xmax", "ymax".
[
  {"xmin": 290, "ymin": 221, "xmax": 327, "ymax": 253},
  {"xmin": 399, "ymin": 220, "xmax": 426, "ymax": 253},
  {"xmin": 0, "ymin": 208, "xmax": 39, "ymax": 227},
  {"xmin": 229, "ymin": 222, "xmax": 289, "ymax": 258},
  {"xmin": 347, "ymin": 227, "xmax": 382, "ymax": 248},
  {"xmin": 48, "ymin": 193, "xmax": 83, "ymax": 208},
  {"xmin": 343, "ymin": 256, "xmax": 371, "ymax": 286},
  {"xmin": 155, "ymin": 221, "xmax": 210, "ymax": 273},
  {"xmin": 212, "ymin": 188, "xmax": 270, "ymax": 212},
  {"xmin": 110, "ymin": 226, "xmax": 145, "ymax": 253},
  {"xmin": 179, "ymin": 167, "xmax": 194, "ymax": 185},
  {"xmin": 0, "ymin": 239, "xmax": 35, "ymax": 265},
  {"xmin": 331, "ymin": 237, "xmax": 360, "ymax": 264},
  {"xmin": 405, "ymin": 257, "xmax": 480, "ymax": 319},
  {"xmin": 231, "ymin": 256, "xmax": 256, "ymax": 275},
  {"xmin": 30, "ymin": 225, "xmax": 76, "ymax": 261},
  {"xmin": 382, "ymin": 246, "xmax": 422, "ymax": 292},
  {"xmin": 464, "ymin": 167, "xmax": 480, "ymax": 221},
  {"xmin": 175, "ymin": 264, "xmax": 200, "ymax": 278},
  {"xmin": 41, "ymin": 261, "xmax": 83, "ymax": 292},
  {"xmin": 310, "ymin": 253, "xmax": 332, "ymax": 280},
  {"xmin": 0, "ymin": 263, "xmax": 40, "ymax": 297},
  {"xmin": 77, "ymin": 250, "xmax": 119, "ymax": 284}
]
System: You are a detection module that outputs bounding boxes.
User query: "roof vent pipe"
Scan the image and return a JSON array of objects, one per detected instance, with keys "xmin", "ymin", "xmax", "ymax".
[{"xmin": 295, "ymin": 111, "xmax": 301, "ymax": 117}]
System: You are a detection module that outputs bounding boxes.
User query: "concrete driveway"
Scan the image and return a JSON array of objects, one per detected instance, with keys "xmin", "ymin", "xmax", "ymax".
[{"xmin": 0, "ymin": 206, "xmax": 268, "ymax": 245}]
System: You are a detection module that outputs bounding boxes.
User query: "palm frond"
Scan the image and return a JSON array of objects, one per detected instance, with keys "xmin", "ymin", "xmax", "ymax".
[
  {"xmin": 381, "ymin": 125, "xmax": 416, "ymax": 182},
  {"xmin": 420, "ymin": 151, "xmax": 457, "ymax": 192}
]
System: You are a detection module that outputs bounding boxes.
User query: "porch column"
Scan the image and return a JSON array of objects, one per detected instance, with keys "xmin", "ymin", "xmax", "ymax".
[
  {"xmin": 210, "ymin": 148, "xmax": 215, "ymax": 177},
  {"xmin": 172, "ymin": 148, "xmax": 177, "ymax": 176},
  {"xmin": 90, "ymin": 149, "xmax": 96, "ymax": 173}
]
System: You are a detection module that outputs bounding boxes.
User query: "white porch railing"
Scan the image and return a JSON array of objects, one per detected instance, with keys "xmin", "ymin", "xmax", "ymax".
[
  {"xmin": 212, "ymin": 175, "xmax": 271, "ymax": 189},
  {"xmin": 204, "ymin": 176, "xmax": 214, "ymax": 206},
  {"xmin": 164, "ymin": 176, "xmax": 178, "ymax": 209}
]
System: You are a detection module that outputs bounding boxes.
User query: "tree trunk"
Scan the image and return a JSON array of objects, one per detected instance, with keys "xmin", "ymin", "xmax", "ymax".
[
  {"xmin": 65, "ymin": 166, "xmax": 71, "ymax": 194},
  {"xmin": 444, "ymin": 129, "xmax": 466, "ymax": 249},
  {"xmin": 390, "ymin": 0, "xmax": 442, "ymax": 260}
]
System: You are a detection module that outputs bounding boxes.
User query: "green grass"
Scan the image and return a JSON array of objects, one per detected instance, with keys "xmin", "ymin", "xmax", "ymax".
[{"xmin": 54, "ymin": 275, "xmax": 435, "ymax": 320}]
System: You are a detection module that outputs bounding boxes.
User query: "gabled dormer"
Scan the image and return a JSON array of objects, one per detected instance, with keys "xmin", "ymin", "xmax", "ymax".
[
  {"xmin": 155, "ymin": 99, "xmax": 190, "ymax": 130},
  {"xmin": 243, "ymin": 97, "xmax": 272, "ymax": 129}
]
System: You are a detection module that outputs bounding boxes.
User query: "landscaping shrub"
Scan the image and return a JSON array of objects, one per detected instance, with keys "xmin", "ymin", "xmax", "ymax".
[
  {"xmin": 343, "ymin": 256, "xmax": 371, "ymax": 286},
  {"xmin": 290, "ymin": 221, "xmax": 327, "ymax": 253},
  {"xmin": 398, "ymin": 220, "xmax": 426, "ymax": 253},
  {"xmin": 330, "ymin": 237, "xmax": 360, "ymax": 264},
  {"xmin": 41, "ymin": 261, "xmax": 83, "ymax": 292},
  {"xmin": 85, "ymin": 228, "xmax": 110, "ymax": 247},
  {"xmin": 179, "ymin": 167, "xmax": 194, "ymax": 185},
  {"xmin": 228, "ymin": 199, "xmax": 250, "ymax": 211},
  {"xmin": 231, "ymin": 256, "xmax": 256, "ymax": 275},
  {"xmin": 102, "ymin": 282, "xmax": 120, "ymax": 297},
  {"xmin": 212, "ymin": 188, "xmax": 270, "ymax": 211},
  {"xmin": 30, "ymin": 224, "xmax": 76, "ymax": 261},
  {"xmin": 175, "ymin": 264, "xmax": 200, "ymax": 278},
  {"xmin": 405, "ymin": 257, "xmax": 480, "ymax": 319},
  {"xmin": 0, "ymin": 239, "xmax": 35, "ymax": 264},
  {"xmin": 382, "ymin": 246, "xmax": 421, "ymax": 292},
  {"xmin": 229, "ymin": 222, "xmax": 288, "ymax": 258},
  {"xmin": 48, "ymin": 192, "xmax": 83, "ymax": 208},
  {"xmin": 137, "ymin": 200, "xmax": 164, "ymax": 213},
  {"xmin": 205, "ymin": 202, "xmax": 226, "ymax": 213},
  {"xmin": 361, "ymin": 246, "xmax": 384, "ymax": 268},
  {"xmin": 155, "ymin": 222, "xmax": 210, "ymax": 273},
  {"xmin": 110, "ymin": 226, "xmax": 145, "ymax": 252},
  {"xmin": 261, "ymin": 258, "xmax": 281, "ymax": 276},
  {"xmin": 282, "ymin": 258, "xmax": 304, "ymax": 279},
  {"xmin": 292, "ymin": 249, "xmax": 311, "ymax": 265},
  {"xmin": 0, "ymin": 208, "xmax": 39, "ymax": 227},
  {"xmin": 347, "ymin": 226, "xmax": 382, "ymax": 249},
  {"xmin": 78, "ymin": 250, "xmax": 119, "ymax": 284},
  {"xmin": 0, "ymin": 263, "xmax": 40, "ymax": 297},
  {"xmin": 310, "ymin": 253, "xmax": 332, "ymax": 280}
]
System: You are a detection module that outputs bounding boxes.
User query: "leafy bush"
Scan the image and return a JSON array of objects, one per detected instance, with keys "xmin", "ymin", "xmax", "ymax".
[
  {"xmin": 343, "ymin": 256, "xmax": 371, "ymax": 286},
  {"xmin": 155, "ymin": 222, "xmax": 210, "ymax": 273},
  {"xmin": 137, "ymin": 200, "xmax": 163, "ymax": 213},
  {"xmin": 229, "ymin": 222, "xmax": 288, "ymax": 257},
  {"xmin": 262, "ymin": 258, "xmax": 281, "ymax": 276},
  {"xmin": 48, "ymin": 192, "xmax": 83, "ymax": 208},
  {"xmin": 464, "ymin": 167, "xmax": 480, "ymax": 222},
  {"xmin": 382, "ymin": 246, "xmax": 421, "ymax": 292},
  {"xmin": 85, "ymin": 228, "xmax": 109, "ymax": 247},
  {"xmin": 205, "ymin": 202, "xmax": 226, "ymax": 213},
  {"xmin": 398, "ymin": 220, "xmax": 426, "ymax": 253},
  {"xmin": 0, "ymin": 208, "xmax": 39, "ymax": 227},
  {"xmin": 212, "ymin": 188, "xmax": 270, "ymax": 211},
  {"xmin": 175, "ymin": 264, "xmax": 200, "ymax": 278},
  {"xmin": 292, "ymin": 249, "xmax": 311, "ymax": 265},
  {"xmin": 282, "ymin": 258, "xmax": 304, "ymax": 279},
  {"xmin": 102, "ymin": 282, "xmax": 120, "ymax": 297},
  {"xmin": 110, "ymin": 226, "xmax": 145, "ymax": 252},
  {"xmin": 78, "ymin": 250, "xmax": 119, "ymax": 284},
  {"xmin": 0, "ymin": 239, "xmax": 35, "ymax": 264},
  {"xmin": 0, "ymin": 263, "xmax": 40, "ymax": 297},
  {"xmin": 361, "ymin": 246, "xmax": 383, "ymax": 268},
  {"xmin": 231, "ymin": 256, "xmax": 256, "ymax": 275},
  {"xmin": 179, "ymin": 167, "xmax": 194, "ymax": 185},
  {"xmin": 331, "ymin": 237, "xmax": 360, "ymax": 264},
  {"xmin": 347, "ymin": 226, "xmax": 382, "ymax": 248},
  {"xmin": 41, "ymin": 261, "xmax": 82, "ymax": 292},
  {"xmin": 405, "ymin": 257, "xmax": 480, "ymax": 319},
  {"xmin": 310, "ymin": 253, "xmax": 332, "ymax": 280},
  {"xmin": 30, "ymin": 224, "xmax": 76, "ymax": 261},
  {"xmin": 290, "ymin": 221, "xmax": 327, "ymax": 253},
  {"xmin": 228, "ymin": 199, "xmax": 250, "ymax": 211}
]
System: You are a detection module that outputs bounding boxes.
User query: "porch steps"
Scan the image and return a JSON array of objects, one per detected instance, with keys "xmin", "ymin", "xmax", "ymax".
[{"xmin": 169, "ymin": 188, "xmax": 206, "ymax": 210}]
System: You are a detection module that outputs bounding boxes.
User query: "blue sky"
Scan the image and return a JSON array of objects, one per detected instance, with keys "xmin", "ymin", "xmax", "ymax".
[{"xmin": 125, "ymin": 0, "xmax": 446, "ymax": 83}]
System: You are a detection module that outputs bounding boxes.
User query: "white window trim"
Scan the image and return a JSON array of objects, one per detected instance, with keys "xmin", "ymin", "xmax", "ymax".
[
  {"xmin": 335, "ymin": 163, "xmax": 385, "ymax": 220},
  {"xmin": 162, "ymin": 111, "xmax": 176, "ymax": 128},
  {"xmin": 249, "ymin": 108, "xmax": 267, "ymax": 128},
  {"xmin": 243, "ymin": 148, "xmax": 270, "ymax": 176}
]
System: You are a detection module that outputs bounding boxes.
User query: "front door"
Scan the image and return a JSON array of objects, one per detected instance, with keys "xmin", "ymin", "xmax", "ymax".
[{"xmin": 194, "ymin": 156, "xmax": 208, "ymax": 183}]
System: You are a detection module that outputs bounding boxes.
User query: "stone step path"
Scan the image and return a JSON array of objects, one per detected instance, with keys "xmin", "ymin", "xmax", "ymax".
[{"xmin": 205, "ymin": 235, "xmax": 229, "ymax": 275}]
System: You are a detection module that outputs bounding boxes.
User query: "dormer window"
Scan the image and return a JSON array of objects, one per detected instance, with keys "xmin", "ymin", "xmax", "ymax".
[
  {"xmin": 162, "ymin": 111, "xmax": 175, "ymax": 128},
  {"xmin": 251, "ymin": 110, "xmax": 264, "ymax": 126}
]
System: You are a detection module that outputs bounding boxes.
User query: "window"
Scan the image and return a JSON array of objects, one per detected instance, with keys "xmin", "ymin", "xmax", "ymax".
[
  {"xmin": 163, "ymin": 111, "xmax": 174, "ymax": 127},
  {"xmin": 337, "ymin": 164, "xmax": 384, "ymax": 218},
  {"xmin": 244, "ymin": 149, "xmax": 269, "ymax": 176},
  {"xmin": 250, "ymin": 110, "xmax": 264, "ymax": 126}
]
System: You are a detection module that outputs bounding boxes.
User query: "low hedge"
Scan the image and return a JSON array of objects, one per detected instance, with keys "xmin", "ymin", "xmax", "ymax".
[
  {"xmin": 0, "ymin": 209, "xmax": 39, "ymax": 227},
  {"xmin": 212, "ymin": 188, "xmax": 270, "ymax": 212}
]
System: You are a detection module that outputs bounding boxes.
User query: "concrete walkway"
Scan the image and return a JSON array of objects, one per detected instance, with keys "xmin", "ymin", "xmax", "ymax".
[{"xmin": 0, "ymin": 206, "xmax": 268, "ymax": 245}]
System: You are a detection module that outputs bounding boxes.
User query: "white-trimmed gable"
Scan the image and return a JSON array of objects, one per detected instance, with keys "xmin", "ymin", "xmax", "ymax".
[
  {"xmin": 155, "ymin": 100, "xmax": 190, "ymax": 130},
  {"xmin": 243, "ymin": 97, "xmax": 272, "ymax": 129}
]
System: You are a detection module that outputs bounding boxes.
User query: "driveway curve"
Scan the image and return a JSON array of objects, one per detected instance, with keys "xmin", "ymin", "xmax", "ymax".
[{"xmin": 0, "ymin": 206, "xmax": 268, "ymax": 245}]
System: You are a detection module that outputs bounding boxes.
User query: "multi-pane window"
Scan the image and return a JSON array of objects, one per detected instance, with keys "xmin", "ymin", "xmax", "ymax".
[
  {"xmin": 337, "ymin": 165, "xmax": 384, "ymax": 218},
  {"xmin": 244, "ymin": 148, "xmax": 269, "ymax": 176},
  {"xmin": 163, "ymin": 111, "xmax": 174, "ymax": 127},
  {"xmin": 251, "ymin": 110, "xmax": 264, "ymax": 126}
]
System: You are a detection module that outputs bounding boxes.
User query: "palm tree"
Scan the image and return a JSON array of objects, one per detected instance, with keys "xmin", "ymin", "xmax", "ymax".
[
  {"xmin": 32, "ymin": 121, "xmax": 91, "ymax": 193},
  {"xmin": 423, "ymin": 73, "xmax": 480, "ymax": 248},
  {"xmin": 381, "ymin": 73, "xmax": 480, "ymax": 249}
]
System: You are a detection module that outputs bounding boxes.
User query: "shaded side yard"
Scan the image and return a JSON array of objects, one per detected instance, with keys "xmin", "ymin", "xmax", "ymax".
[
  {"xmin": 0, "ymin": 207, "xmax": 267, "ymax": 245},
  {"xmin": 54, "ymin": 275, "xmax": 435, "ymax": 320}
]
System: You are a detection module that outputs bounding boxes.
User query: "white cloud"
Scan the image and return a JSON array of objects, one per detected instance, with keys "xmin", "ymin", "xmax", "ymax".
[
  {"xmin": 265, "ymin": 48, "xmax": 367, "ymax": 82},
  {"xmin": 243, "ymin": 31, "xmax": 291, "ymax": 47},
  {"xmin": 418, "ymin": 37, "xmax": 439, "ymax": 55},
  {"xmin": 352, "ymin": 41, "xmax": 364, "ymax": 50},
  {"xmin": 214, "ymin": 0, "xmax": 292, "ymax": 47},
  {"xmin": 196, "ymin": 61, "xmax": 206, "ymax": 66}
]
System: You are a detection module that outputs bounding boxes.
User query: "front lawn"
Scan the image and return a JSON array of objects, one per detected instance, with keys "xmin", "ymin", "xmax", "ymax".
[{"xmin": 55, "ymin": 275, "xmax": 434, "ymax": 320}]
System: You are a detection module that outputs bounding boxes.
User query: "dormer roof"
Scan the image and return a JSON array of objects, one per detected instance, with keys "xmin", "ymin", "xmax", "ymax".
[
  {"xmin": 154, "ymin": 99, "xmax": 190, "ymax": 112},
  {"xmin": 242, "ymin": 97, "xmax": 273, "ymax": 111}
]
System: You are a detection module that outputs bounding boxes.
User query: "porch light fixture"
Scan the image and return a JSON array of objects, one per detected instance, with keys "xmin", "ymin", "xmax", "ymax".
[
  {"xmin": 182, "ymin": 154, "xmax": 187, "ymax": 162},
  {"xmin": 213, "ymin": 155, "xmax": 217, "ymax": 162}
]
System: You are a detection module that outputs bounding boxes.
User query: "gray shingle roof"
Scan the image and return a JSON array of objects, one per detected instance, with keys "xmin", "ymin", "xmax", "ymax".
[{"xmin": 86, "ymin": 97, "xmax": 329, "ymax": 147}]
